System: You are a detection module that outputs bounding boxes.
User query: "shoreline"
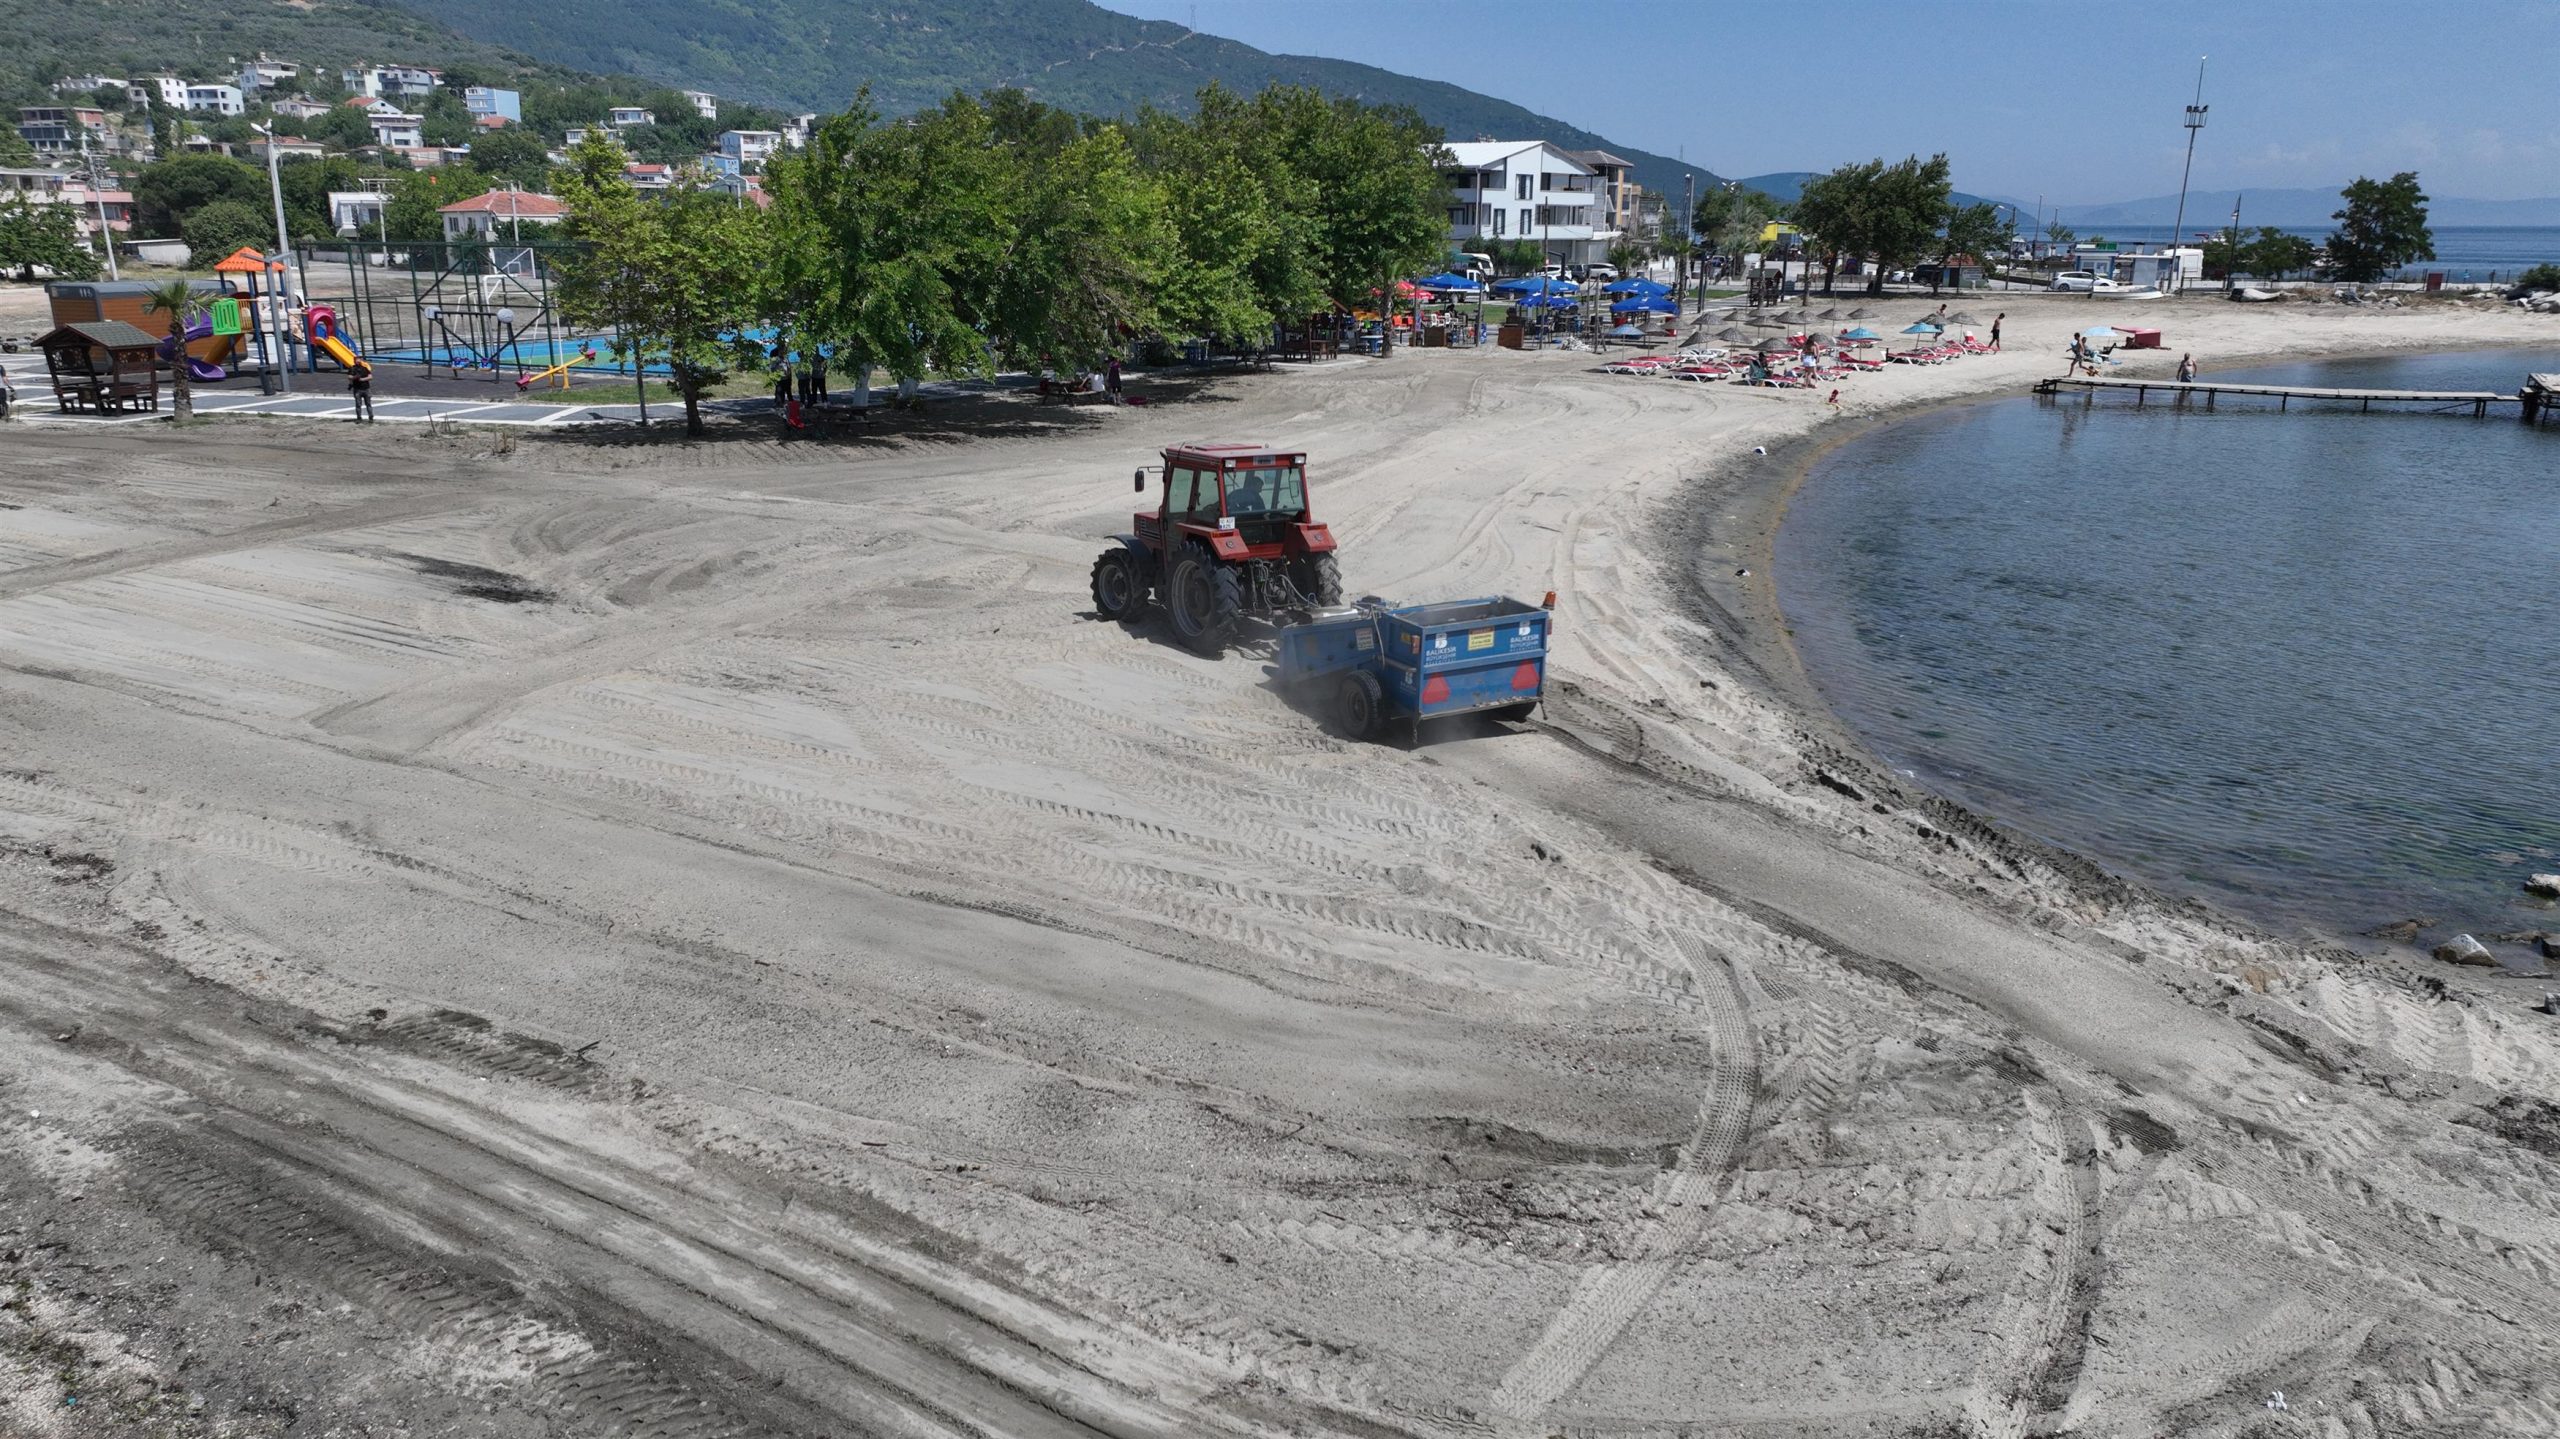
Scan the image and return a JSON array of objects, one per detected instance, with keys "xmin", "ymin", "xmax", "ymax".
[{"xmin": 1655, "ymin": 311, "xmax": 2560, "ymax": 959}]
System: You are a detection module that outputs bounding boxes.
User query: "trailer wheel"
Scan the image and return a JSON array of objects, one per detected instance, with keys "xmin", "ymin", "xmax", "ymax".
[
  {"xmin": 1168, "ymin": 543, "xmax": 1240, "ymax": 656},
  {"xmin": 1090, "ymin": 549, "xmax": 1144, "ymax": 621},
  {"xmin": 1336, "ymin": 670, "xmax": 1384, "ymax": 740}
]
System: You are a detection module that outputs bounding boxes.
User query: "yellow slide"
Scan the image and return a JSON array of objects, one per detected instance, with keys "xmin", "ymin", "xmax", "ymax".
[{"xmin": 316, "ymin": 332, "xmax": 372, "ymax": 381}]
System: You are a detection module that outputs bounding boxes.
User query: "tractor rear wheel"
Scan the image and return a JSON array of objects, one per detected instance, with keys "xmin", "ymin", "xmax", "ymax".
[
  {"xmin": 1336, "ymin": 670, "xmax": 1384, "ymax": 740},
  {"xmin": 1295, "ymin": 552, "xmax": 1344, "ymax": 607},
  {"xmin": 1090, "ymin": 548, "xmax": 1144, "ymax": 621},
  {"xmin": 1168, "ymin": 543, "xmax": 1242, "ymax": 656}
]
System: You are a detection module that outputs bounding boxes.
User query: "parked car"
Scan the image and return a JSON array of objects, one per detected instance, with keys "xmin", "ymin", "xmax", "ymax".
[
  {"xmin": 1583, "ymin": 262, "xmax": 1619, "ymax": 281},
  {"xmin": 2050, "ymin": 269, "xmax": 2126, "ymax": 293},
  {"xmin": 1538, "ymin": 263, "xmax": 1567, "ymax": 279}
]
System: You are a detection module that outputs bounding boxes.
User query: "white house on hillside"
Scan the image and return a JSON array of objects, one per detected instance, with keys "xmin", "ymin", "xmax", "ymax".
[
  {"xmin": 53, "ymin": 75, "xmax": 124, "ymax": 97},
  {"xmin": 1441, "ymin": 140, "xmax": 1605, "ymax": 266},
  {"xmin": 343, "ymin": 65, "xmax": 440, "ymax": 100},
  {"xmin": 683, "ymin": 90, "xmax": 718, "ymax": 120},
  {"xmin": 271, "ymin": 96, "xmax": 332, "ymax": 121},
  {"xmin": 608, "ymin": 107, "xmax": 654, "ymax": 128},
  {"xmin": 367, "ymin": 110, "xmax": 424, "ymax": 150},
  {"xmin": 128, "ymin": 76, "xmax": 188, "ymax": 108},
  {"xmin": 718, "ymin": 129, "xmax": 782, "ymax": 169},
  {"xmin": 235, "ymin": 55, "xmax": 298, "ymax": 90},
  {"xmin": 182, "ymin": 84, "xmax": 246, "ymax": 116}
]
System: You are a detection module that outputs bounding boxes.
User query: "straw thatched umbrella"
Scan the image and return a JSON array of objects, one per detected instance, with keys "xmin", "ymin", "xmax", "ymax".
[
  {"xmin": 1748, "ymin": 312, "xmax": 1790, "ymax": 330},
  {"xmin": 1947, "ymin": 311, "xmax": 1980, "ymax": 326},
  {"xmin": 1847, "ymin": 307, "xmax": 1878, "ymax": 320},
  {"xmin": 1754, "ymin": 337, "xmax": 1795, "ymax": 354},
  {"xmin": 1714, "ymin": 326, "xmax": 1751, "ymax": 344},
  {"xmin": 1814, "ymin": 307, "xmax": 1841, "ymax": 322}
]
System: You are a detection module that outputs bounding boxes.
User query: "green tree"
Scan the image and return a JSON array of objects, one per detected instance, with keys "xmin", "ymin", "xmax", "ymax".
[
  {"xmin": 553, "ymin": 132, "xmax": 769, "ymax": 435},
  {"xmin": 465, "ymin": 126, "xmax": 554, "ymax": 191},
  {"xmin": 1861, "ymin": 153, "xmax": 1953, "ymax": 296},
  {"xmin": 1242, "ymin": 85, "xmax": 1449, "ymax": 326},
  {"xmin": 309, "ymin": 103, "xmax": 374, "ymax": 151},
  {"xmin": 1935, "ymin": 201, "xmax": 2012, "ymax": 294},
  {"xmin": 2042, "ymin": 220, "xmax": 2076, "ymax": 263},
  {"xmin": 1692, "ymin": 184, "xmax": 1777, "ymax": 269},
  {"xmin": 130, "ymin": 152, "xmax": 262, "ymax": 237},
  {"xmin": 181, "ymin": 198, "xmax": 271, "ymax": 262},
  {"xmin": 1486, "ymin": 238, "xmax": 1543, "ymax": 275},
  {"xmin": 277, "ymin": 154, "xmax": 361, "ymax": 242},
  {"xmin": 764, "ymin": 96, "xmax": 1009, "ymax": 393},
  {"xmin": 1787, "ymin": 168, "xmax": 1862, "ymax": 293},
  {"xmin": 2515, "ymin": 262, "xmax": 2560, "ymax": 293},
  {"xmin": 2326, "ymin": 171, "xmax": 2433, "ymax": 282},
  {"xmin": 140, "ymin": 278, "xmax": 202, "ymax": 421},
  {"xmin": 383, "ymin": 165, "xmax": 492, "ymax": 243},
  {"xmin": 0, "ymin": 193, "xmax": 102, "ymax": 280},
  {"xmin": 2245, "ymin": 228, "xmax": 2317, "ymax": 279},
  {"xmin": 974, "ymin": 100, "xmax": 1167, "ymax": 371},
  {"xmin": 0, "ymin": 123, "xmax": 34, "ymax": 166}
]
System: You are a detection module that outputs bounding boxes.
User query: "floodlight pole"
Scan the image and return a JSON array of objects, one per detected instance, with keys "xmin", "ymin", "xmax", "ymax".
[
  {"xmin": 80, "ymin": 135, "xmax": 118, "ymax": 280},
  {"xmin": 252, "ymin": 122, "xmax": 296, "ymax": 393},
  {"xmin": 2168, "ymin": 56, "xmax": 2207, "ymax": 294}
]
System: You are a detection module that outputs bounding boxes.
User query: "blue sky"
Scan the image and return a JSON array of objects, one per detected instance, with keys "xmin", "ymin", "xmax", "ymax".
[{"xmin": 1094, "ymin": 0, "xmax": 2559, "ymax": 202}]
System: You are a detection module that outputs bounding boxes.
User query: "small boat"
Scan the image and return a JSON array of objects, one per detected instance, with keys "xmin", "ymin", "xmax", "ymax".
[{"xmin": 2233, "ymin": 287, "xmax": 2281, "ymax": 303}]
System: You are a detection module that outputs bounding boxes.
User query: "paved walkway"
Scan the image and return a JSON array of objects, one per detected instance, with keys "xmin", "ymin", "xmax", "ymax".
[{"xmin": 11, "ymin": 388, "xmax": 758, "ymax": 428}]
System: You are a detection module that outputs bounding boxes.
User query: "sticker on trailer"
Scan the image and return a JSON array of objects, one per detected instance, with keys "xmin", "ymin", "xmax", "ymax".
[
  {"xmin": 1432, "ymin": 635, "xmax": 1449, "ymax": 650},
  {"xmin": 1354, "ymin": 629, "xmax": 1374, "ymax": 651},
  {"xmin": 1517, "ymin": 622, "xmax": 1535, "ymax": 638},
  {"xmin": 1467, "ymin": 629, "xmax": 1494, "ymax": 651}
]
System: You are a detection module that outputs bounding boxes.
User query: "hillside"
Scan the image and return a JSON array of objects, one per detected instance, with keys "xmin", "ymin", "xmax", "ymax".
[
  {"xmin": 380, "ymin": 0, "xmax": 1721, "ymax": 194},
  {"xmin": 0, "ymin": 0, "xmax": 568, "ymax": 88},
  {"xmin": 1734, "ymin": 172, "xmax": 2021, "ymax": 214}
]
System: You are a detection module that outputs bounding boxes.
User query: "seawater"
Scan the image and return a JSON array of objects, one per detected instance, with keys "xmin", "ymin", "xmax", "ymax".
[
  {"xmin": 2264, "ymin": 225, "xmax": 2559, "ymax": 282},
  {"xmin": 1776, "ymin": 346, "xmax": 2560, "ymax": 939}
]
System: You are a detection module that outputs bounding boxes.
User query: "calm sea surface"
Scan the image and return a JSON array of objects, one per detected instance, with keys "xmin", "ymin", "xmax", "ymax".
[
  {"xmin": 2267, "ymin": 225, "xmax": 2560, "ymax": 281},
  {"xmin": 1776, "ymin": 346, "xmax": 2560, "ymax": 939}
]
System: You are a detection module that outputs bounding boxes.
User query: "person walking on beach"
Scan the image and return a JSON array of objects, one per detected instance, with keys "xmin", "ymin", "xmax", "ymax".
[
  {"xmin": 2177, "ymin": 352, "xmax": 2198, "ymax": 382},
  {"xmin": 347, "ymin": 366, "xmax": 374, "ymax": 422},
  {"xmin": 1104, "ymin": 356, "xmax": 1123, "ymax": 399},
  {"xmin": 1989, "ymin": 313, "xmax": 2003, "ymax": 351}
]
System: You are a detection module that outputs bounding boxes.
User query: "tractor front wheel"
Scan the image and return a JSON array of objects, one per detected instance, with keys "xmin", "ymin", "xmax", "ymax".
[
  {"xmin": 1090, "ymin": 548, "xmax": 1144, "ymax": 621},
  {"xmin": 1168, "ymin": 544, "xmax": 1241, "ymax": 656},
  {"xmin": 1336, "ymin": 670, "xmax": 1384, "ymax": 740}
]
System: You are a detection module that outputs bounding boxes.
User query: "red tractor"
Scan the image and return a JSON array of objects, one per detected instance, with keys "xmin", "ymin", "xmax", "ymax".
[{"xmin": 1090, "ymin": 443, "xmax": 1343, "ymax": 656}]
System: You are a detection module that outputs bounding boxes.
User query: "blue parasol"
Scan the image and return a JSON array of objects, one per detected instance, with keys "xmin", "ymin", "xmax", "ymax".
[{"xmin": 1415, "ymin": 271, "xmax": 1482, "ymax": 291}]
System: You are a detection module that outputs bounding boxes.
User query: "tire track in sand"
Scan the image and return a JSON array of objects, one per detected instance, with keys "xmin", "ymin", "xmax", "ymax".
[{"xmin": 1483, "ymin": 930, "xmax": 1757, "ymax": 1422}]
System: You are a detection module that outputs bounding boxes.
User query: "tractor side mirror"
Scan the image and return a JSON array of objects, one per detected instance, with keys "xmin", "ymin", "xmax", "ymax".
[{"xmin": 1133, "ymin": 468, "xmax": 1146, "ymax": 492}]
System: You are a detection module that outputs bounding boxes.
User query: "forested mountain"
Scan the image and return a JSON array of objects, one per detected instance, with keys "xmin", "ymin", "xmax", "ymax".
[
  {"xmin": 4, "ymin": 0, "xmax": 1718, "ymax": 197},
  {"xmin": 393, "ymin": 0, "xmax": 1723, "ymax": 196}
]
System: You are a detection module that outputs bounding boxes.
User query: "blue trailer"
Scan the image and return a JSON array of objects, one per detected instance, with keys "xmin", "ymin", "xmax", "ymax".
[{"xmin": 1273, "ymin": 595, "xmax": 1552, "ymax": 742}]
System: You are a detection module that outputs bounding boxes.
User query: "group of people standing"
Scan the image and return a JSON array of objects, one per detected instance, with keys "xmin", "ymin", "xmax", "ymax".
[{"xmin": 770, "ymin": 346, "xmax": 832, "ymax": 427}]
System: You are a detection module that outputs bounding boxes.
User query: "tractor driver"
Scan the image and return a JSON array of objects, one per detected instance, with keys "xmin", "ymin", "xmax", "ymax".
[{"xmin": 1228, "ymin": 469, "xmax": 1268, "ymax": 517}]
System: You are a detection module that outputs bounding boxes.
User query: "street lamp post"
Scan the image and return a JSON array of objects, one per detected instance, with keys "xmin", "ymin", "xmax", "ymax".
[
  {"xmin": 250, "ymin": 122, "xmax": 297, "ymax": 394},
  {"xmin": 2168, "ymin": 56, "xmax": 2208, "ymax": 294},
  {"xmin": 79, "ymin": 135, "xmax": 118, "ymax": 280}
]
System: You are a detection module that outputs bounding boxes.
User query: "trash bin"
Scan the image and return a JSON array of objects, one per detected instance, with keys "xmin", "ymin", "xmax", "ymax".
[{"xmin": 2424, "ymin": 272, "xmax": 2444, "ymax": 293}]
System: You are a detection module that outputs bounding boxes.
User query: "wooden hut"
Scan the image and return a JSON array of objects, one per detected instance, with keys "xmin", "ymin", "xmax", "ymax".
[{"xmin": 37, "ymin": 321, "xmax": 163, "ymax": 414}]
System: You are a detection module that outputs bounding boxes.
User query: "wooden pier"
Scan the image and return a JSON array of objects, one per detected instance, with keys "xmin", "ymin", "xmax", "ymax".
[{"xmin": 2035, "ymin": 374, "xmax": 2526, "ymax": 418}]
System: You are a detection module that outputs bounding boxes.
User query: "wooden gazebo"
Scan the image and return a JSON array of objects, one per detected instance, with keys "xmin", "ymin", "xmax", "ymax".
[{"xmin": 37, "ymin": 321, "xmax": 162, "ymax": 414}]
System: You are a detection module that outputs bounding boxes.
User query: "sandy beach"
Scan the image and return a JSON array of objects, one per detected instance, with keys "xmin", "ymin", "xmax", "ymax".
[{"xmin": 4, "ymin": 289, "xmax": 2559, "ymax": 1437}]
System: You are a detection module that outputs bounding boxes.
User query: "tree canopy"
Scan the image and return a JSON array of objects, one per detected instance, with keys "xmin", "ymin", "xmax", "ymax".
[
  {"xmin": 182, "ymin": 199, "xmax": 274, "ymax": 261},
  {"xmin": 0, "ymin": 193, "xmax": 101, "ymax": 280},
  {"xmin": 552, "ymin": 132, "xmax": 769, "ymax": 435},
  {"xmin": 2326, "ymin": 172, "xmax": 2433, "ymax": 282},
  {"xmin": 132, "ymin": 154, "xmax": 264, "ymax": 238}
]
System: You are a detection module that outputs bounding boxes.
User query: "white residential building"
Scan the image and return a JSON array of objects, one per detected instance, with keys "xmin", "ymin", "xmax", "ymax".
[
  {"xmin": 0, "ymin": 166, "xmax": 135, "ymax": 245},
  {"xmin": 128, "ymin": 76, "xmax": 189, "ymax": 109},
  {"xmin": 235, "ymin": 55, "xmax": 299, "ymax": 90},
  {"xmin": 342, "ymin": 64, "xmax": 440, "ymax": 100},
  {"xmin": 682, "ymin": 90, "xmax": 718, "ymax": 121},
  {"xmin": 782, "ymin": 113, "xmax": 817, "ymax": 150},
  {"xmin": 271, "ymin": 96, "xmax": 333, "ymax": 121},
  {"xmin": 367, "ymin": 111, "xmax": 424, "ymax": 149},
  {"xmin": 327, "ymin": 189, "xmax": 388, "ymax": 235},
  {"xmin": 438, "ymin": 188, "xmax": 567, "ymax": 242},
  {"xmin": 607, "ymin": 107, "xmax": 654, "ymax": 128},
  {"xmin": 1440, "ymin": 140, "xmax": 1604, "ymax": 266},
  {"xmin": 717, "ymin": 129, "xmax": 782, "ymax": 169},
  {"xmin": 182, "ymin": 84, "xmax": 246, "ymax": 116},
  {"xmin": 52, "ymin": 75, "xmax": 124, "ymax": 97}
]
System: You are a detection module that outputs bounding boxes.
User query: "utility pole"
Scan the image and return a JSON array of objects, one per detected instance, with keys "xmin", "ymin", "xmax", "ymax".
[
  {"xmin": 2225, "ymin": 193, "xmax": 2243, "ymax": 295},
  {"xmin": 1680, "ymin": 162, "xmax": 1695, "ymax": 312},
  {"xmin": 80, "ymin": 134, "xmax": 118, "ymax": 280},
  {"xmin": 2169, "ymin": 56, "xmax": 2208, "ymax": 294}
]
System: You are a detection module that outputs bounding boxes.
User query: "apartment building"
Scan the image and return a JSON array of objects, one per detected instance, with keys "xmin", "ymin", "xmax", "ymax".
[
  {"xmin": 17, "ymin": 106, "xmax": 112, "ymax": 158},
  {"xmin": 183, "ymin": 84, "xmax": 246, "ymax": 116},
  {"xmin": 1441, "ymin": 141, "xmax": 1606, "ymax": 264},
  {"xmin": 0, "ymin": 166, "xmax": 134, "ymax": 245},
  {"xmin": 682, "ymin": 90, "xmax": 718, "ymax": 121},
  {"xmin": 717, "ymin": 129, "xmax": 782, "ymax": 169},
  {"xmin": 342, "ymin": 65, "xmax": 441, "ymax": 100},
  {"xmin": 464, "ymin": 86, "xmax": 522, "ymax": 124},
  {"xmin": 127, "ymin": 76, "xmax": 188, "ymax": 109},
  {"xmin": 608, "ymin": 107, "xmax": 655, "ymax": 128},
  {"xmin": 235, "ymin": 55, "xmax": 299, "ymax": 90}
]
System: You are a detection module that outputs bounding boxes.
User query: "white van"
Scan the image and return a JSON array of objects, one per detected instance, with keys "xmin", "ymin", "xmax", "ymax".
[{"xmin": 1459, "ymin": 252, "xmax": 1494, "ymax": 280}]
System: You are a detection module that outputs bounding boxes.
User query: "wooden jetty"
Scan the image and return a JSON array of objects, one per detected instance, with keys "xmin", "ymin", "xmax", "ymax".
[{"xmin": 2035, "ymin": 374, "xmax": 2525, "ymax": 418}]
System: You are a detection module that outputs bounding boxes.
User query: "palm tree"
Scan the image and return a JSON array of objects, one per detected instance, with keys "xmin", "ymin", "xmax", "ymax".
[{"xmin": 140, "ymin": 278, "xmax": 201, "ymax": 422}]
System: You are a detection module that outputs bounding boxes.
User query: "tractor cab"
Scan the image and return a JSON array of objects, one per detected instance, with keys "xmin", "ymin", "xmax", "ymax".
[
  {"xmin": 1093, "ymin": 442, "xmax": 1345, "ymax": 656},
  {"xmin": 1132, "ymin": 444, "xmax": 1331, "ymax": 558}
]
